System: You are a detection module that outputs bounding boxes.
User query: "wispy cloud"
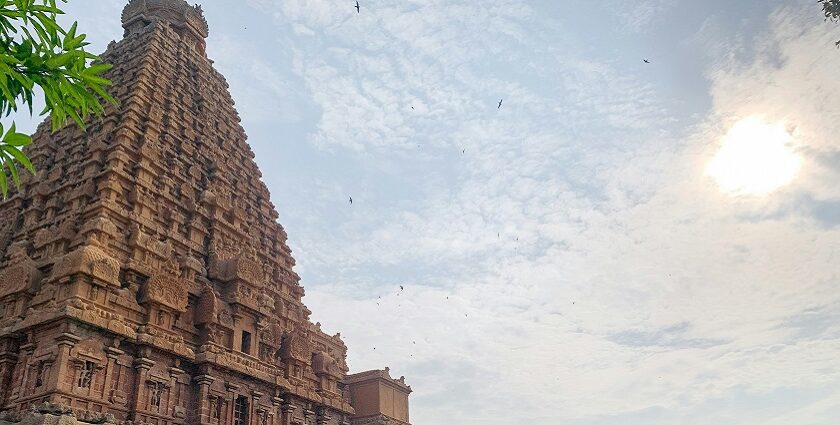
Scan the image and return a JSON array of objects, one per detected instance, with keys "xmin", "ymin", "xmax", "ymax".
[{"xmin": 12, "ymin": 1, "xmax": 840, "ymax": 424}]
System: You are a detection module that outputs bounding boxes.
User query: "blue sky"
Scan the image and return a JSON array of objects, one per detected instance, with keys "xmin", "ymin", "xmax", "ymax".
[{"xmin": 10, "ymin": 1, "xmax": 840, "ymax": 424}]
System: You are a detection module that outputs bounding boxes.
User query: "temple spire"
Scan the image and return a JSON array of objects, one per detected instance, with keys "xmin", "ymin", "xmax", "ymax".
[{"xmin": 122, "ymin": 0, "xmax": 209, "ymax": 53}]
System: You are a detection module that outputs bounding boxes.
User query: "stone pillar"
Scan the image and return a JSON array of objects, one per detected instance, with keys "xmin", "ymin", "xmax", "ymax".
[
  {"xmin": 271, "ymin": 396, "xmax": 282, "ymax": 425},
  {"xmin": 225, "ymin": 382, "xmax": 240, "ymax": 425},
  {"xmin": 280, "ymin": 402, "xmax": 294, "ymax": 425},
  {"xmin": 303, "ymin": 408, "xmax": 315, "ymax": 425},
  {"xmin": 0, "ymin": 342, "xmax": 18, "ymax": 404},
  {"xmin": 251, "ymin": 390, "xmax": 263, "ymax": 425},
  {"xmin": 132, "ymin": 357, "xmax": 155, "ymax": 418},
  {"xmin": 316, "ymin": 407, "xmax": 330, "ymax": 425},
  {"xmin": 17, "ymin": 342, "xmax": 35, "ymax": 398},
  {"xmin": 194, "ymin": 375, "xmax": 215, "ymax": 424},
  {"xmin": 51, "ymin": 333, "xmax": 82, "ymax": 392},
  {"xmin": 168, "ymin": 366, "xmax": 184, "ymax": 418},
  {"xmin": 103, "ymin": 346, "xmax": 125, "ymax": 401}
]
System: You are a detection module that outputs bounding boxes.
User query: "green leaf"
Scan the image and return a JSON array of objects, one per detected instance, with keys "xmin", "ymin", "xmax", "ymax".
[
  {"xmin": 0, "ymin": 158, "xmax": 7, "ymax": 199},
  {"xmin": 81, "ymin": 62, "xmax": 111, "ymax": 76},
  {"xmin": 79, "ymin": 73, "xmax": 110, "ymax": 86},
  {"xmin": 4, "ymin": 131, "xmax": 30, "ymax": 146},
  {"xmin": 45, "ymin": 51, "xmax": 71, "ymax": 68},
  {"xmin": 89, "ymin": 82, "xmax": 116, "ymax": 105},
  {"xmin": 3, "ymin": 144, "xmax": 34, "ymax": 174},
  {"xmin": 3, "ymin": 150, "xmax": 20, "ymax": 188}
]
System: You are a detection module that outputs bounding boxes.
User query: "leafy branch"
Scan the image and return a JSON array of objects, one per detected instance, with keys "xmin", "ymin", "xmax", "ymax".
[
  {"xmin": 819, "ymin": 0, "xmax": 840, "ymax": 46},
  {"xmin": 0, "ymin": 0, "xmax": 115, "ymax": 198}
]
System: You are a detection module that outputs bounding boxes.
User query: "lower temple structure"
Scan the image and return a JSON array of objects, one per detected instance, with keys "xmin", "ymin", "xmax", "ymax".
[{"xmin": 0, "ymin": 1, "xmax": 411, "ymax": 425}]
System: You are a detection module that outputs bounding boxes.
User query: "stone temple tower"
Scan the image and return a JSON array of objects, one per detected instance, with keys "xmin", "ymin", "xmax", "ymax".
[{"xmin": 0, "ymin": 1, "xmax": 411, "ymax": 425}]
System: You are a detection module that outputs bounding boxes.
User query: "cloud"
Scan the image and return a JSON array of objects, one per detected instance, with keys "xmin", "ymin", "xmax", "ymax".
[
  {"xmin": 12, "ymin": 1, "xmax": 839, "ymax": 424},
  {"xmin": 609, "ymin": 0, "xmax": 674, "ymax": 33},
  {"xmin": 288, "ymin": 2, "xmax": 840, "ymax": 424}
]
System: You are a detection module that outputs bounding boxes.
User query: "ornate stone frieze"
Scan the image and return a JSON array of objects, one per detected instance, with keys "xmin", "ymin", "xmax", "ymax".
[
  {"xmin": 281, "ymin": 327, "xmax": 312, "ymax": 365},
  {"xmin": 0, "ymin": 242, "xmax": 39, "ymax": 299},
  {"xmin": 52, "ymin": 245, "xmax": 120, "ymax": 286},
  {"xmin": 141, "ymin": 273, "xmax": 189, "ymax": 312}
]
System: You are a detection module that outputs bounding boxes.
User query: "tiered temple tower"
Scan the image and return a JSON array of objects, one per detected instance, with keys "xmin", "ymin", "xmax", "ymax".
[{"xmin": 0, "ymin": 1, "xmax": 411, "ymax": 425}]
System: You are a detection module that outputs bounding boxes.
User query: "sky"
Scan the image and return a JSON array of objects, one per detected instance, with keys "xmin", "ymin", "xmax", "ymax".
[{"xmin": 10, "ymin": 0, "xmax": 840, "ymax": 424}]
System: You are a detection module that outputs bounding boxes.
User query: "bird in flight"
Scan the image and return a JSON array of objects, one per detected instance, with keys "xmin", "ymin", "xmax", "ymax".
[
  {"xmin": 643, "ymin": 59, "xmax": 650, "ymax": 63},
  {"xmin": 400, "ymin": 285, "xmax": 404, "ymax": 291},
  {"xmin": 349, "ymin": 196, "xmax": 353, "ymax": 204},
  {"xmin": 411, "ymin": 106, "xmax": 415, "ymax": 110},
  {"xmin": 355, "ymin": 1, "xmax": 360, "ymax": 13},
  {"xmin": 498, "ymin": 98, "xmax": 503, "ymax": 109}
]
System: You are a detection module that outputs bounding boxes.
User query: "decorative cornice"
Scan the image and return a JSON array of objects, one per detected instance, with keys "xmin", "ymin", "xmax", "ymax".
[
  {"xmin": 344, "ymin": 368, "xmax": 412, "ymax": 393},
  {"xmin": 122, "ymin": 0, "xmax": 209, "ymax": 38}
]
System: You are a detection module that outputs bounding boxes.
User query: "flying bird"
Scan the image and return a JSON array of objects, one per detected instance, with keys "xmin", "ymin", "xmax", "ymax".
[
  {"xmin": 355, "ymin": 1, "xmax": 360, "ymax": 13},
  {"xmin": 349, "ymin": 196, "xmax": 353, "ymax": 204},
  {"xmin": 400, "ymin": 285, "xmax": 404, "ymax": 291},
  {"xmin": 497, "ymin": 98, "xmax": 503, "ymax": 109},
  {"xmin": 643, "ymin": 59, "xmax": 650, "ymax": 63},
  {"xmin": 411, "ymin": 106, "xmax": 415, "ymax": 110}
]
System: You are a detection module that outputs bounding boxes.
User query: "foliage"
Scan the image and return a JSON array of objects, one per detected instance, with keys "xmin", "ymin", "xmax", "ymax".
[
  {"xmin": 0, "ymin": 0, "xmax": 115, "ymax": 198},
  {"xmin": 819, "ymin": 0, "xmax": 840, "ymax": 46}
]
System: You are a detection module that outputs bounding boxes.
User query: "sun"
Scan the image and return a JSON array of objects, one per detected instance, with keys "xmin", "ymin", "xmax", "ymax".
[{"xmin": 706, "ymin": 116, "xmax": 801, "ymax": 196}]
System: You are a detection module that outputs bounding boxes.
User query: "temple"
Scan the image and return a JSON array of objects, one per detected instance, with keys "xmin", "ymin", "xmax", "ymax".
[{"xmin": 0, "ymin": 1, "xmax": 411, "ymax": 425}]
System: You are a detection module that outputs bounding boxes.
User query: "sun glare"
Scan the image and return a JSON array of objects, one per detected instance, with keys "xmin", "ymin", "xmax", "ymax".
[{"xmin": 707, "ymin": 116, "xmax": 801, "ymax": 196}]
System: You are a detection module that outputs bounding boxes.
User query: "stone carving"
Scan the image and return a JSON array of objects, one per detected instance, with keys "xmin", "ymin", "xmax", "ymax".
[
  {"xmin": 70, "ymin": 338, "xmax": 107, "ymax": 363},
  {"xmin": 217, "ymin": 308, "xmax": 233, "ymax": 327},
  {"xmin": 137, "ymin": 325, "xmax": 195, "ymax": 358},
  {"xmin": 52, "ymin": 245, "xmax": 120, "ymax": 286},
  {"xmin": 259, "ymin": 322, "xmax": 284, "ymax": 347},
  {"xmin": 179, "ymin": 254, "xmax": 204, "ymax": 281},
  {"xmin": 281, "ymin": 327, "xmax": 312, "ymax": 364},
  {"xmin": 141, "ymin": 273, "xmax": 189, "ymax": 312},
  {"xmin": 195, "ymin": 285, "xmax": 219, "ymax": 325},
  {"xmin": 0, "ymin": 242, "xmax": 39, "ymax": 299},
  {"xmin": 312, "ymin": 352, "xmax": 342, "ymax": 378},
  {"xmin": 78, "ymin": 216, "xmax": 119, "ymax": 248},
  {"xmin": 122, "ymin": 0, "xmax": 209, "ymax": 49},
  {"xmin": 208, "ymin": 249, "xmax": 266, "ymax": 287},
  {"xmin": 129, "ymin": 224, "xmax": 173, "ymax": 262}
]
